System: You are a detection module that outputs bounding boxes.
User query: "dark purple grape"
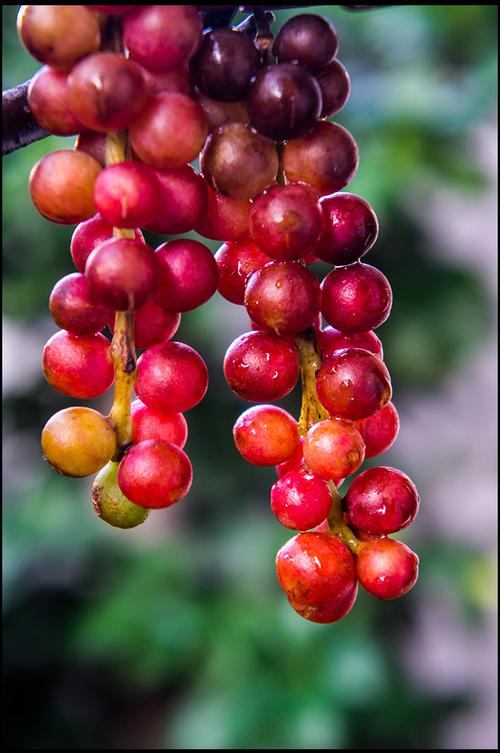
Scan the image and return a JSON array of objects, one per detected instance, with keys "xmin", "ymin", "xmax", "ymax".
[
  {"xmin": 273, "ymin": 14, "xmax": 338, "ymax": 74},
  {"xmin": 190, "ymin": 28, "xmax": 260, "ymax": 102}
]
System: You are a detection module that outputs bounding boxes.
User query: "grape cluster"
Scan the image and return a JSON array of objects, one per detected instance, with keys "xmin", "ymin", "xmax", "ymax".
[{"xmin": 18, "ymin": 4, "xmax": 419, "ymax": 623}]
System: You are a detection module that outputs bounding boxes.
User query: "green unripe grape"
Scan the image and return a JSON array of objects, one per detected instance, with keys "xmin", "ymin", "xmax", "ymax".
[{"xmin": 92, "ymin": 461, "xmax": 149, "ymax": 529}]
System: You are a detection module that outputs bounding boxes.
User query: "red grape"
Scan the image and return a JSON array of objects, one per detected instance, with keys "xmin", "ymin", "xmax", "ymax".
[
  {"xmin": 68, "ymin": 52, "xmax": 148, "ymax": 132},
  {"xmin": 316, "ymin": 348, "xmax": 392, "ymax": 421},
  {"xmin": 316, "ymin": 193, "xmax": 378, "ymax": 266},
  {"xmin": 85, "ymin": 237, "xmax": 158, "ymax": 311},
  {"xmin": 356, "ymin": 537, "xmax": 419, "ymax": 599},
  {"xmin": 130, "ymin": 92, "xmax": 208, "ymax": 169},
  {"xmin": 196, "ymin": 93, "xmax": 249, "ymax": 131},
  {"xmin": 135, "ymin": 341, "xmax": 208, "ymax": 414},
  {"xmin": 271, "ymin": 470, "xmax": 332, "ymax": 531},
  {"xmin": 154, "ymin": 239, "xmax": 218, "ymax": 312},
  {"xmin": 145, "ymin": 165, "xmax": 208, "ymax": 235},
  {"xmin": 318, "ymin": 326, "xmax": 383, "ymax": 360},
  {"xmin": 118, "ymin": 439, "xmax": 192, "ymax": 509},
  {"xmin": 195, "ymin": 186, "xmax": 251, "ymax": 242},
  {"xmin": 355, "ymin": 402, "xmax": 399, "ymax": 458},
  {"xmin": 273, "ymin": 14, "xmax": 338, "ymax": 74},
  {"xmin": 321, "ymin": 263, "xmax": 392, "ymax": 333},
  {"xmin": 283, "ymin": 121, "xmax": 359, "ymax": 194},
  {"xmin": 70, "ymin": 214, "xmax": 144, "ymax": 273},
  {"xmin": 28, "ymin": 66, "xmax": 84, "ymax": 136},
  {"xmin": 249, "ymin": 184, "xmax": 323, "ymax": 261},
  {"xmin": 124, "ymin": 5, "xmax": 202, "ymax": 72},
  {"xmin": 29, "ymin": 150, "xmax": 101, "ymax": 224},
  {"xmin": 244, "ymin": 261, "xmax": 320, "ymax": 336},
  {"xmin": 316, "ymin": 59, "xmax": 350, "ymax": 118},
  {"xmin": 288, "ymin": 581, "xmax": 358, "ymax": 623},
  {"xmin": 93, "ymin": 162, "xmax": 160, "ymax": 228},
  {"xmin": 42, "ymin": 330, "xmax": 113, "ymax": 399},
  {"xmin": 215, "ymin": 240, "xmax": 273, "ymax": 305},
  {"xmin": 131, "ymin": 399, "xmax": 187, "ymax": 448},
  {"xmin": 74, "ymin": 131, "xmax": 106, "ymax": 167},
  {"xmin": 303, "ymin": 418, "xmax": 365, "ymax": 480},
  {"xmin": 345, "ymin": 466, "xmax": 419, "ymax": 535},
  {"xmin": 223, "ymin": 330, "xmax": 299, "ymax": 402},
  {"xmin": 142, "ymin": 65, "xmax": 193, "ymax": 98},
  {"xmin": 233, "ymin": 405, "xmax": 299, "ymax": 466},
  {"xmin": 108, "ymin": 299, "xmax": 180, "ymax": 350},
  {"xmin": 49, "ymin": 273, "xmax": 110, "ymax": 336},
  {"xmin": 276, "ymin": 437, "xmax": 305, "ymax": 478}
]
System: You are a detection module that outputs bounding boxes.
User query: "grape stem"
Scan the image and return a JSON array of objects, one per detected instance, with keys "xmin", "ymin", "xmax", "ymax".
[{"xmin": 295, "ymin": 328, "xmax": 329, "ymax": 436}]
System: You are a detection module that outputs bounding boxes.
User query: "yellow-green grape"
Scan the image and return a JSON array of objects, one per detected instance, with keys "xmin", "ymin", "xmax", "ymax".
[
  {"xmin": 92, "ymin": 461, "xmax": 149, "ymax": 529},
  {"xmin": 41, "ymin": 406, "xmax": 116, "ymax": 477}
]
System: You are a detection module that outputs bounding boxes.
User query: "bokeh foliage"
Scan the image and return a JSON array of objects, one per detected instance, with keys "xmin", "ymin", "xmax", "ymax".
[{"xmin": 2, "ymin": 4, "xmax": 497, "ymax": 749}]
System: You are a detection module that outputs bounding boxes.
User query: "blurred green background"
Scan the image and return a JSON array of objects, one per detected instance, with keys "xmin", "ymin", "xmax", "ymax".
[{"xmin": 2, "ymin": 4, "xmax": 498, "ymax": 749}]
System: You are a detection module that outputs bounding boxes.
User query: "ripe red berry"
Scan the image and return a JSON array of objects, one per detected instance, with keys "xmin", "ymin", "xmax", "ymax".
[
  {"xmin": 276, "ymin": 437, "xmax": 305, "ymax": 478},
  {"xmin": 223, "ymin": 330, "xmax": 299, "ymax": 402},
  {"xmin": 42, "ymin": 330, "xmax": 113, "ymax": 399},
  {"xmin": 85, "ymin": 237, "xmax": 158, "ymax": 311},
  {"xmin": 345, "ymin": 466, "xmax": 419, "ymax": 535},
  {"xmin": 321, "ymin": 263, "xmax": 392, "ymax": 334},
  {"xmin": 233, "ymin": 405, "xmax": 299, "ymax": 466},
  {"xmin": 303, "ymin": 418, "xmax": 365, "ymax": 480},
  {"xmin": 49, "ymin": 273, "xmax": 110, "ymax": 336},
  {"xmin": 154, "ymin": 239, "xmax": 219, "ymax": 313},
  {"xmin": 318, "ymin": 326, "xmax": 383, "ymax": 361},
  {"xmin": 316, "ymin": 59, "xmax": 350, "ymax": 118},
  {"xmin": 316, "ymin": 348, "xmax": 392, "ymax": 421},
  {"xmin": 215, "ymin": 240, "xmax": 273, "ymax": 305},
  {"xmin": 316, "ymin": 193, "xmax": 378, "ymax": 266},
  {"xmin": 195, "ymin": 185, "xmax": 252, "ymax": 242},
  {"xmin": 131, "ymin": 399, "xmax": 187, "ymax": 448},
  {"xmin": 356, "ymin": 537, "xmax": 419, "ymax": 599},
  {"xmin": 288, "ymin": 582, "xmax": 358, "ymax": 623},
  {"xmin": 245, "ymin": 261, "xmax": 320, "ymax": 337},
  {"xmin": 271, "ymin": 470, "xmax": 332, "ymax": 531},
  {"xmin": 70, "ymin": 214, "xmax": 144, "ymax": 273},
  {"xmin": 249, "ymin": 184, "xmax": 323, "ymax": 261},
  {"xmin": 93, "ymin": 162, "xmax": 160, "ymax": 228},
  {"xmin": 273, "ymin": 14, "xmax": 338, "ymax": 74},
  {"xmin": 355, "ymin": 402, "xmax": 399, "ymax": 458},
  {"xmin": 145, "ymin": 165, "xmax": 208, "ymax": 235},
  {"xmin": 28, "ymin": 66, "xmax": 83, "ymax": 136},
  {"xmin": 108, "ymin": 299, "xmax": 180, "ymax": 350},
  {"xmin": 135, "ymin": 341, "xmax": 208, "ymax": 414},
  {"xmin": 118, "ymin": 439, "xmax": 193, "ymax": 509},
  {"xmin": 276, "ymin": 531, "xmax": 356, "ymax": 608}
]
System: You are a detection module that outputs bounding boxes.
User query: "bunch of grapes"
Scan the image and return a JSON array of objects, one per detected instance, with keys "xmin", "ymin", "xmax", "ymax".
[{"xmin": 18, "ymin": 4, "xmax": 419, "ymax": 623}]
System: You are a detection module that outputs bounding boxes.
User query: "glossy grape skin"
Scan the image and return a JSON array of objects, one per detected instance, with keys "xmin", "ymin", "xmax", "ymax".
[
  {"xmin": 145, "ymin": 165, "xmax": 207, "ymax": 235},
  {"xmin": 29, "ymin": 150, "xmax": 101, "ymax": 224},
  {"xmin": 124, "ymin": 5, "xmax": 202, "ymax": 72},
  {"xmin": 249, "ymin": 184, "xmax": 323, "ymax": 262},
  {"xmin": 131, "ymin": 399, "xmax": 188, "ymax": 448},
  {"xmin": 244, "ymin": 261, "xmax": 320, "ymax": 337},
  {"xmin": 142, "ymin": 66, "xmax": 193, "ymax": 98},
  {"xmin": 288, "ymin": 580, "xmax": 358, "ymax": 623},
  {"xmin": 316, "ymin": 59, "xmax": 350, "ymax": 117},
  {"xmin": 17, "ymin": 5, "xmax": 100, "ymax": 71},
  {"xmin": 108, "ymin": 300, "xmax": 180, "ymax": 350},
  {"xmin": 49, "ymin": 273, "xmax": 110, "ymax": 336},
  {"xmin": 283, "ymin": 121, "xmax": 359, "ymax": 194},
  {"xmin": 194, "ymin": 185, "xmax": 252, "ymax": 242},
  {"xmin": 200, "ymin": 122, "xmax": 278, "ymax": 200},
  {"xmin": 70, "ymin": 214, "xmax": 144, "ymax": 272},
  {"xmin": 190, "ymin": 28, "xmax": 260, "ymax": 102},
  {"xmin": 197, "ymin": 93, "xmax": 249, "ymax": 132},
  {"xmin": 233, "ymin": 405, "xmax": 299, "ymax": 466},
  {"xmin": 276, "ymin": 437, "xmax": 305, "ymax": 478},
  {"xmin": 355, "ymin": 402, "xmax": 400, "ymax": 458},
  {"xmin": 321, "ymin": 263, "xmax": 393, "ymax": 334},
  {"xmin": 316, "ymin": 348, "xmax": 392, "ymax": 421},
  {"xmin": 118, "ymin": 439, "xmax": 193, "ymax": 509},
  {"xmin": 247, "ymin": 64, "xmax": 322, "ymax": 142},
  {"xmin": 41, "ymin": 407, "xmax": 116, "ymax": 478},
  {"xmin": 136, "ymin": 341, "xmax": 208, "ymax": 414},
  {"xmin": 93, "ymin": 162, "xmax": 160, "ymax": 228},
  {"xmin": 345, "ymin": 466, "xmax": 420, "ymax": 535},
  {"xmin": 74, "ymin": 131, "xmax": 107, "ymax": 167},
  {"xmin": 303, "ymin": 418, "xmax": 365, "ymax": 481},
  {"xmin": 318, "ymin": 326, "xmax": 384, "ymax": 361},
  {"xmin": 28, "ymin": 67, "xmax": 83, "ymax": 136},
  {"xmin": 130, "ymin": 93, "xmax": 208, "ymax": 169},
  {"xmin": 276, "ymin": 532, "xmax": 356, "ymax": 608},
  {"xmin": 215, "ymin": 240, "xmax": 273, "ymax": 305},
  {"xmin": 356, "ymin": 537, "xmax": 419, "ymax": 599},
  {"xmin": 223, "ymin": 330, "xmax": 299, "ymax": 402},
  {"xmin": 154, "ymin": 239, "xmax": 218, "ymax": 313},
  {"xmin": 271, "ymin": 470, "xmax": 332, "ymax": 531},
  {"xmin": 316, "ymin": 193, "xmax": 378, "ymax": 266},
  {"xmin": 85, "ymin": 237, "xmax": 158, "ymax": 311},
  {"xmin": 67, "ymin": 53, "xmax": 148, "ymax": 133},
  {"xmin": 42, "ymin": 330, "xmax": 113, "ymax": 399},
  {"xmin": 92, "ymin": 461, "xmax": 148, "ymax": 529},
  {"xmin": 273, "ymin": 14, "xmax": 338, "ymax": 74}
]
